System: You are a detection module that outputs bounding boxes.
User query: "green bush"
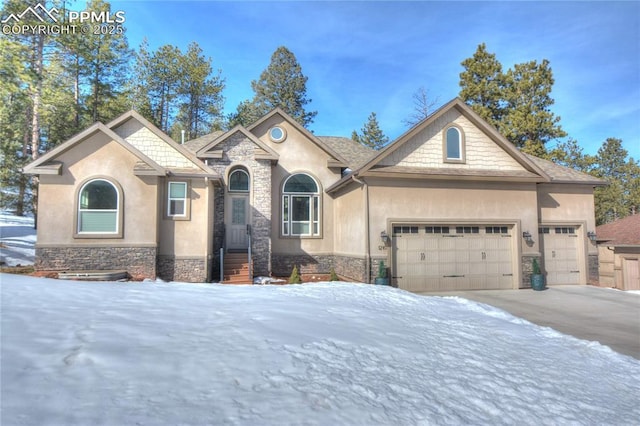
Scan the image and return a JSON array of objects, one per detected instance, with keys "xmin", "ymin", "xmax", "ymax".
[
  {"xmin": 532, "ymin": 258, "xmax": 541, "ymax": 275},
  {"xmin": 377, "ymin": 261, "xmax": 387, "ymax": 278},
  {"xmin": 288, "ymin": 265, "xmax": 302, "ymax": 284},
  {"xmin": 329, "ymin": 267, "xmax": 339, "ymax": 281}
]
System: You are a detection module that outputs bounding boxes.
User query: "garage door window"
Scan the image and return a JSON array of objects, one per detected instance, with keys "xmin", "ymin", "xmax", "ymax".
[
  {"xmin": 486, "ymin": 226, "xmax": 509, "ymax": 234},
  {"xmin": 456, "ymin": 226, "xmax": 479, "ymax": 234},
  {"xmin": 555, "ymin": 227, "xmax": 576, "ymax": 234},
  {"xmin": 425, "ymin": 226, "xmax": 450, "ymax": 234},
  {"xmin": 393, "ymin": 226, "xmax": 418, "ymax": 235}
]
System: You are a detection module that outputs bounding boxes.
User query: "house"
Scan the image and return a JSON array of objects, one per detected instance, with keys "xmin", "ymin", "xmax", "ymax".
[
  {"xmin": 595, "ymin": 214, "xmax": 640, "ymax": 290},
  {"xmin": 23, "ymin": 98, "xmax": 606, "ymax": 291}
]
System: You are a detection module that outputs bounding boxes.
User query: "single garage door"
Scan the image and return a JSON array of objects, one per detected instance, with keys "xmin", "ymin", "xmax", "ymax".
[
  {"xmin": 393, "ymin": 224, "xmax": 514, "ymax": 292},
  {"xmin": 540, "ymin": 226, "xmax": 581, "ymax": 285}
]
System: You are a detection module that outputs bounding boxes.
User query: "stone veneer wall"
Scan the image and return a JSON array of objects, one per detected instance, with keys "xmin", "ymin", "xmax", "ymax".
[
  {"xmin": 207, "ymin": 133, "xmax": 272, "ymax": 279},
  {"xmin": 35, "ymin": 246, "xmax": 156, "ymax": 280},
  {"xmin": 157, "ymin": 256, "xmax": 208, "ymax": 283},
  {"xmin": 588, "ymin": 254, "xmax": 599, "ymax": 285},
  {"xmin": 520, "ymin": 254, "xmax": 541, "ymax": 289},
  {"xmin": 272, "ymin": 253, "xmax": 368, "ymax": 283}
]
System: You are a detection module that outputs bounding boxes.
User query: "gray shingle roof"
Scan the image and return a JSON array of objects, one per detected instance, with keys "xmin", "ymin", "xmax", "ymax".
[
  {"xmin": 317, "ymin": 136, "xmax": 377, "ymax": 168},
  {"xmin": 182, "ymin": 131, "xmax": 224, "ymax": 153},
  {"xmin": 524, "ymin": 154, "xmax": 606, "ymax": 185}
]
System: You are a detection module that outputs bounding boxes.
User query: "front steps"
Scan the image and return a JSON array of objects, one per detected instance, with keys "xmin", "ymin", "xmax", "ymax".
[{"xmin": 222, "ymin": 252, "xmax": 252, "ymax": 284}]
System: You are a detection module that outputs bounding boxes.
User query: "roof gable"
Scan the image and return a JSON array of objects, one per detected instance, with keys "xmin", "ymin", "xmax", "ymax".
[
  {"xmin": 248, "ymin": 108, "xmax": 349, "ymax": 167},
  {"xmin": 357, "ymin": 98, "xmax": 549, "ymax": 181},
  {"xmin": 196, "ymin": 126, "xmax": 279, "ymax": 161},
  {"xmin": 23, "ymin": 123, "xmax": 166, "ymax": 176},
  {"xmin": 108, "ymin": 111, "xmax": 214, "ymax": 174}
]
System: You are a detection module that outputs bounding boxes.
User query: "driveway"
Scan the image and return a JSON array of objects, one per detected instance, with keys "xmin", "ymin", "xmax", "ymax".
[{"xmin": 420, "ymin": 285, "xmax": 640, "ymax": 360}]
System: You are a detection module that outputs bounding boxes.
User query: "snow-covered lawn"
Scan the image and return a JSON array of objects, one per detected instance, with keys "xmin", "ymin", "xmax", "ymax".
[
  {"xmin": 1, "ymin": 274, "xmax": 638, "ymax": 425},
  {"xmin": 0, "ymin": 212, "xmax": 35, "ymax": 266}
]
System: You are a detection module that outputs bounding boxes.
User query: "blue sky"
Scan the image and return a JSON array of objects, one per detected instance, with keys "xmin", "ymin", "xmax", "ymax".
[{"xmin": 109, "ymin": 1, "xmax": 639, "ymax": 159}]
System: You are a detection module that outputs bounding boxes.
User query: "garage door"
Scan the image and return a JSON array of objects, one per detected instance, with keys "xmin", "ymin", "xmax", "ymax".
[
  {"xmin": 540, "ymin": 226, "xmax": 581, "ymax": 285},
  {"xmin": 392, "ymin": 225, "xmax": 514, "ymax": 292}
]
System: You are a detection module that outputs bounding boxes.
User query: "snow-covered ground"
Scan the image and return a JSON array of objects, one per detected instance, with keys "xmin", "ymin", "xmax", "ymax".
[
  {"xmin": 0, "ymin": 212, "xmax": 35, "ymax": 266},
  {"xmin": 1, "ymin": 274, "xmax": 638, "ymax": 425}
]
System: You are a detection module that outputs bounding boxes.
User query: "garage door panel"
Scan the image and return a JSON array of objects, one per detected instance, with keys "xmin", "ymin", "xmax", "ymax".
[
  {"xmin": 394, "ymin": 224, "xmax": 515, "ymax": 292},
  {"xmin": 541, "ymin": 228, "xmax": 581, "ymax": 285}
]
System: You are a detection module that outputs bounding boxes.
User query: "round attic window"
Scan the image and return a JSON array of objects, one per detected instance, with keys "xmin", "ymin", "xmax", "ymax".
[{"xmin": 269, "ymin": 126, "xmax": 286, "ymax": 143}]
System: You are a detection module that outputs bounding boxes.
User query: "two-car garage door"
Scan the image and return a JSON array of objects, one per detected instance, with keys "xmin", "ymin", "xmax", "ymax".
[{"xmin": 393, "ymin": 224, "xmax": 514, "ymax": 292}]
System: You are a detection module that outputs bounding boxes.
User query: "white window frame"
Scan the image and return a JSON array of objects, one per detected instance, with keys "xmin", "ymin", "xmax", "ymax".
[
  {"xmin": 282, "ymin": 174, "xmax": 321, "ymax": 237},
  {"xmin": 167, "ymin": 181, "xmax": 188, "ymax": 217}
]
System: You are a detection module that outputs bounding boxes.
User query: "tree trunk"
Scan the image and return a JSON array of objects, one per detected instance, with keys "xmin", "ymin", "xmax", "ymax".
[{"xmin": 30, "ymin": 34, "xmax": 45, "ymax": 228}]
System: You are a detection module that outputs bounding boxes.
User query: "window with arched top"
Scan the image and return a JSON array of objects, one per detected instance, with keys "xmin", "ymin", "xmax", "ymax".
[
  {"xmin": 77, "ymin": 178, "xmax": 121, "ymax": 235},
  {"xmin": 282, "ymin": 173, "xmax": 320, "ymax": 236},
  {"xmin": 229, "ymin": 169, "xmax": 249, "ymax": 192},
  {"xmin": 444, "ymin": 126, "xmax": 465, "ymax": 163}
]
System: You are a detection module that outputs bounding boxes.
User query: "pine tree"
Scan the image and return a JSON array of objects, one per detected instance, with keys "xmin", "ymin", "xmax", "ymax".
[
  {"xmin": 175, "ymin": 42, "xmax": 225, "ymax": 140},
  {"xmin": 502, "ymin": 59, "xmax": 567, "ymax": 154},
  {"xmin": 352, "ymin": 112, "xmax": 389, "ymax": 150},
  {"xmin": 459, "ymin": 43, "xmax": 505, "ymax": 129},
  {"xmin": 244, "ymin": 46, "xmax": 317, "ymax": 127},
  {"xmin": 459, "ymin": 44, "xmax": 566, "ymax": 154}
]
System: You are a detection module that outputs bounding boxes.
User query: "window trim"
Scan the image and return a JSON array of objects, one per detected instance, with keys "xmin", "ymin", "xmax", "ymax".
[
  {"xmin": 281, "ymin": 173, "xmax": 321, "ymax": 238},
  {"xmin": 74, "ymin": 177, "xmax": 124, "ymax": 239},
  {"xmin": 442, "ymin": 124, "xmax": 466, "ymax": 164},
  {"xmin": 165, "ymin": 180, "xmax": 191, "ymax": 221}
]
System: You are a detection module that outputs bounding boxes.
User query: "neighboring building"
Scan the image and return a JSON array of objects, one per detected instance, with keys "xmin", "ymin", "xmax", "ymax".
[
  {"xmin": 23, "ymin": 98, "xmax": 606, "ymax": 291},
  {"xmin": 596, "ymin": 214, "xmax": 640, "ymax": 291}
]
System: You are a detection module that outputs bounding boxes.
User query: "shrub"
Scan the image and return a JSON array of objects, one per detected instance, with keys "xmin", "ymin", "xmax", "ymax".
[
  {"xmin": 532, "ymin": 258, "xmax": 541, "ymax": 275},
  {"xmin": 329, "ymin": 267, "xmax": 339, "ymax": 281},
  {"xmin": 288, "ymin": 265, "xmax": 302, "ymax": 284},
  {"xmin": 377, "ymin": 261, "xmax": 387, "ymax": 278}
]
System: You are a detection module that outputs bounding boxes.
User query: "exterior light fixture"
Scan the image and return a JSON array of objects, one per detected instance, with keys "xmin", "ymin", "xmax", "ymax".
[
  {"xmin": 381, "ymin": 230, "xmax": 390, "ymax": 244},
  {"xmin": 522, "ymin": 231, "xmax": 533, "ymax": 244},
  {"xmin": 587, "ymin": 231, "xmax": 597, "ymax": 242}
]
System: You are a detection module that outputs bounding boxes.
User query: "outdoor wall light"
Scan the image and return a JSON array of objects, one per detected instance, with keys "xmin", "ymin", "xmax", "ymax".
[
  {"xmin": 380, "ymin": 230, "xmax": 390, "ymax": 244},
  {"xmin": 522, "ymin": 231, "xmax": 533, "ymax": 244},
  {"xmin": 587, "ymin": 231, "xmax": 597, "ymax": 242}
]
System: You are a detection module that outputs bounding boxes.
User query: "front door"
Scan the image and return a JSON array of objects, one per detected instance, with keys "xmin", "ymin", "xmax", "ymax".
[{"xmin": 227, "ymin": 194, "xmax": 249, "ymax": 251}]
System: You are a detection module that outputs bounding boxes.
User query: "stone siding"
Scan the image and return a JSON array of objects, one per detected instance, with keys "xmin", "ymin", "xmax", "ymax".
[
  {"xmin": 272, "ymin": 253, "xmax": 334, "ymax": 278},
  {"xmin": 520, "ymin": 254, "xmax": 542, "ymax": 289},
  {"xmin": 334, "ymin": 255, "xmax": 367, "ymax": 283},
  {"xmin": 207, "ymin": 132, "xmax": 272, "ymax": 278},
  {"xmin": 157, "ymin": 256, "xmax": 208, "ymax": 283},
  {"xmin": 35, "ymin": 246, "xmax": 156, "ymax": 280},
  {"xmin": 588, "ymin": 253, "xmax": 599, "ymax": 285}
]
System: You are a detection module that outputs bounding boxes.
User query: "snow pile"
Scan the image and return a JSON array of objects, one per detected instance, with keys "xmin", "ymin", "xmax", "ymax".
[
  {"xmin": 0, "ymin": 212, "xmax": 35, "ymax": 266},
  {"xmin": 1, "ymin": 274, "xmax": 638, "ymax": 425}
]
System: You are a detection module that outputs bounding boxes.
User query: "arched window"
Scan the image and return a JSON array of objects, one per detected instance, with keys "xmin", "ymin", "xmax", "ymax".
[
  {"xmin": 78, "ymin": 179, "xmax": 120, "ymax": 234},
  {"xmin": 229, "ymin": 169, "xmax": 249, "ymax": 192},
  {"xmin": 444, "ymin": 126, "xmax": 465, "ymax": 162},
  {"xmin": 282, "ymin": 173, "xmax": 320, "ymax": 236}
]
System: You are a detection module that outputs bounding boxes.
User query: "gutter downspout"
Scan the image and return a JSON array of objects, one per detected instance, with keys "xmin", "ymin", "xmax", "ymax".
[{"xmin": 352, "ymin": 174, "xmax": 371, "ymax": 283}]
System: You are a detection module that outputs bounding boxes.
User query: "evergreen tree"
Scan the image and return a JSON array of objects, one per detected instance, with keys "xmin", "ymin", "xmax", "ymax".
[
  {"xmin": 593, "ymin": 138, "xmax": 639, "ymax": 224},
  {"xmin": 352, "ymin": 112, "xmax": 389, "ymax": 150},
  {"xmin": 502, "ymin": 59, "xmax": 567, "ymax": 154},
  {"xmin": 459, "ymin": 43, "xmax": 505, "ymax": 129},
  {"xmin": 459, "ymin": 44, "xmax": 566, "ymax": 154},
  {"xmin": 242, "ymin": 46, "xmax": 317, "ymax": 127},
  {"xmin": 175, "ymin": 42, "xmax": 225, "ymax": 140}
]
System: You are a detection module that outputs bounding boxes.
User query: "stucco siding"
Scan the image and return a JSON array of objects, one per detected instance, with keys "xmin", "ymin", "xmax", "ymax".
[
  {"xmin": 380, "ymin": 109, "xmax": 524, "ymax": 171},
  {"xmin": 36, "ymin": 133, "xmax": 158, "ymax": 246},
  {"xmin": 158, "ymin": 178, "xmax": 210, "ymax": 259},
  {"xmin": 252, "ymin": 115, "xmax": 341, "ymax": 256},
  {"xmin": 332, "ymin": 183, "xmax": 366, "ymax": 257}
]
